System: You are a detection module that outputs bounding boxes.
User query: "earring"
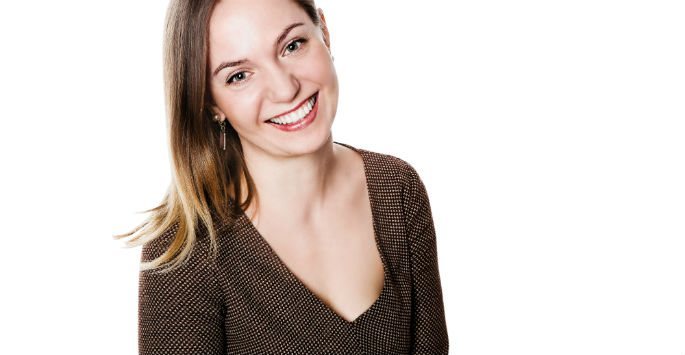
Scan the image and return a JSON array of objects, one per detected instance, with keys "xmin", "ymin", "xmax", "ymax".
[{"xmin": 219, "ymin": 120, "xmax": 226, "ymax": 151}]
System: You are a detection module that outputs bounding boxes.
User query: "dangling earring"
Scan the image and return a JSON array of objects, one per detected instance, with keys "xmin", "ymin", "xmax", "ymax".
[
  {"xmin": 220, "ymin": 121, "xmax": 226, "ymax": 151},
  {"xmin": 215, "ymin": 115, "xmax": 226, "ymax": 151}
]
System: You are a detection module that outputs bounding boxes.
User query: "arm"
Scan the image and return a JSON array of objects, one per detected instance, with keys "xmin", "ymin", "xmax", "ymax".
[
  {"xmin": 138, "ymin": 229, "xmax": 225, "ymax": 355},
  {"xmin": 403, "ymin": 165, "xmax": 450, "ymax": 354}
]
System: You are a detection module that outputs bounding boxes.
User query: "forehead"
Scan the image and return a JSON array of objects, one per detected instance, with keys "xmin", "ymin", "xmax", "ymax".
[{"xmin": 209, "ymin": 0, "xmax": 313, "ymax": 54}]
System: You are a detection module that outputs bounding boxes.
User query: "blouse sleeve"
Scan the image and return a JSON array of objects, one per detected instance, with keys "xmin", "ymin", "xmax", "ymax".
[
  {"xmin": 403, "ymin": 164, "xmax": 450, "ymax": 354},
  {"xmin": 138, "ymin": 230, "xmax": 226, "ymax": 355}
]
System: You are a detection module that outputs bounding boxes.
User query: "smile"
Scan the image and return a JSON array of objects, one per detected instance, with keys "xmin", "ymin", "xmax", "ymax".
[{"xmin": 266, "ymin": 93, "xmax": 318, "ymax": 125}]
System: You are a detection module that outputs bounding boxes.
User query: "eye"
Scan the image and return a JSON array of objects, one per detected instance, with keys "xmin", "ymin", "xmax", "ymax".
[
  {"xmin": 226, "ymin": 71, "xmax": 251, "ymax": 85},
  {"xmin": 283, "ymin": 38, "xmax": 308, "ymax": 56}
]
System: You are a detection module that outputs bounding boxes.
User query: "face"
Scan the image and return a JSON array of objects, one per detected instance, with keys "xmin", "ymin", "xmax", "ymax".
[{"xmin": 208, "ymin": 0, "xmax": 339, "ymax": 158}]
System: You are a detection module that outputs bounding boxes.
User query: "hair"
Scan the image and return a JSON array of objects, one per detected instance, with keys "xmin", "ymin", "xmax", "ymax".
[{"xmin": 114, "ymin": 0, "xmax": 322, "ymax": 272}]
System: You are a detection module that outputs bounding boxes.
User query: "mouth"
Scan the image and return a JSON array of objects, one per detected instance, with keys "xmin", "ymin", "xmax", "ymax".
[{"xmin": 265, "ymin": 92, "xmax": 318, "ymax": 125}]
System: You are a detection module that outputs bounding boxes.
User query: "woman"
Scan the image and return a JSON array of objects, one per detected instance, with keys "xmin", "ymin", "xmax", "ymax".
[{"xmin": 116, "ymin": 0, "xmax": 449, "ymax": 353}]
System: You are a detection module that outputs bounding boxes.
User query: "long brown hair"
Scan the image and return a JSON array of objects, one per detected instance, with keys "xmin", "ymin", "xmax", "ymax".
[{"xmin": 114, "ymin": 0, "xmax": 322, "ymax": 272}]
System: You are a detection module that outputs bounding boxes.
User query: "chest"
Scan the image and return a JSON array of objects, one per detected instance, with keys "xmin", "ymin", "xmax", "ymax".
[
  {"xmin": 255, "ymin": 196, "xmax": 384, "ymax": 323},
  {"xmin": 221, "ymin": 201, "xmax": 413, "ymax": 353}
]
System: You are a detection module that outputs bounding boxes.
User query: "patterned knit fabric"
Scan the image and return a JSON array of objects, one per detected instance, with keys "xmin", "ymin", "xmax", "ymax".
[{"xmin": 138, "ymin": 141, "xmax": 449, "ymax": 354}]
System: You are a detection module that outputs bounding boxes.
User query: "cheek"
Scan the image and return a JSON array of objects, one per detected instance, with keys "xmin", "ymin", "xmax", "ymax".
[
  {"xmin": 298, "ymin": 46, "xmax": 336, "ymax": 84},
  {"xmin": 213, "ymin": 91, "xmax": 263, "ymax": 129}
]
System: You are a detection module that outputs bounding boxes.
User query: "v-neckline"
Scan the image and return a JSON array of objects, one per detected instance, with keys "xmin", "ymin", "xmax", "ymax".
[{"xmin": 238, "ymin": 141, "xmax": 389, "ymax": 326}]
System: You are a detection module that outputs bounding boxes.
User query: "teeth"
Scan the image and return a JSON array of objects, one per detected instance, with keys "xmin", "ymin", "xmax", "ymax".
[{"xmin": 269, "ymin": 95, "xmax": 316, "ymax": 125}]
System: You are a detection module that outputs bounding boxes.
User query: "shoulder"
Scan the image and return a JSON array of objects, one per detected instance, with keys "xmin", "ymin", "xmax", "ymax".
[
  {"xmin": 140, "ymin": 220, "xmax": 218, "ymax": 273},
  {"xmin": 336, "ymin": 141, "xmax": 420, "ymax": 184},
  {"xmin": 140, "ymin": 223, "xmax": 180, "ymax": 263},
  {"xmin": 334, "ymin": 141, "xmax": 426, "ymax": 206}
]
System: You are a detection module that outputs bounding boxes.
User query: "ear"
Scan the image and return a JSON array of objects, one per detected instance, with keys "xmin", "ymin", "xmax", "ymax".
[
  {"xmin": 210, "ymin": 104, "xmax": 226, "ymax": 122},
  {"xmin": 317, "ymin": 8, "xmax": 331, "ymax": 52}
]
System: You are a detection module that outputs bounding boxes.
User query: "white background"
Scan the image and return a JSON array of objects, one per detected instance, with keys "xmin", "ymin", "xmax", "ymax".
[{"xmin": 1, "ymin": 0, "xmax": 683, "ymax": 354}]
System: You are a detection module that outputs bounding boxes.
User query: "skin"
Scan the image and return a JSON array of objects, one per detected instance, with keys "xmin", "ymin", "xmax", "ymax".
[
  {"xmin": 208, "ymin": 0, "xmax": 341, "ymax": 224},
  {"xmin": 207, "ymin": 0, "xmax": 384, "ymax": 322}
]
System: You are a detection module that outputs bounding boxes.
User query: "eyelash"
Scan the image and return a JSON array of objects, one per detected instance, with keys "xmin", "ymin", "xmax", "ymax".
[
  {"xmin": 226, "ymin": 71, "xmax": 249, "ymax": 85},
  {"xmin": 225, "ymin": 37, "xmax": 309, "ymax": 86},
  {"xmin": 284, "ymin": 37, "xmax": 308, "ymax": 56}
]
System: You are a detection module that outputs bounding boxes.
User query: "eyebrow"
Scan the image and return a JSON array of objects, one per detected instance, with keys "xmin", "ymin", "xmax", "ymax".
[{"xmin": 212, "ymin": 22, "xmax": 305, "ymax": 77}]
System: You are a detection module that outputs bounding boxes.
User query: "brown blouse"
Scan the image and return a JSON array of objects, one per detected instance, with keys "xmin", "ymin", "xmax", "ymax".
[{"xmin": 138, "ymin": 141, "xmax": 449, "ymax": 354}]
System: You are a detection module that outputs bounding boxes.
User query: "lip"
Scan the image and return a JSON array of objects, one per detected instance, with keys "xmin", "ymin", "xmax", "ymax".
[
  {"xmin": 265, "ymin": 92, "xmax": 318, "ymax": 122},
  {"xmin": 266, "ymin": 92, "xmax": 319, "ymax": 132}
]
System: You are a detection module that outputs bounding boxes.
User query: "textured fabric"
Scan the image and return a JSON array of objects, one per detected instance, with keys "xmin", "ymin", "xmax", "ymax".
[{"xmin": 138, "ymin": 141, "xmax": 449, "ymax": 354}]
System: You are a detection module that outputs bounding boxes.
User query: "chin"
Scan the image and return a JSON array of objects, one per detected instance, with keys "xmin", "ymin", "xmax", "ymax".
[{"xmin": 283, "ymin": 129, "xmax": 333, "ymax": 156}]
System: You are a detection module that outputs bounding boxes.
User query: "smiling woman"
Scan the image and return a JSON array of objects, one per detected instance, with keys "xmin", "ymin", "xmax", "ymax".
[
  {"xmin": 114, "ymin": 0, "xmax": 449, "ymax": 354},
  {"xmin": 207, "ymin": 0, "xmax": 338, "ymax": 157}
]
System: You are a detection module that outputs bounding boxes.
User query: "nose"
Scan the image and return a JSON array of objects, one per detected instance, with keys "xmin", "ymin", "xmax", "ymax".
[{"xmin": 265, "ymin": 63, "xmax": 300, "ymax": 103}]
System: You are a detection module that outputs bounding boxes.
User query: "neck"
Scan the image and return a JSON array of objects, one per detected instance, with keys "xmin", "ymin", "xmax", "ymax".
[{"xmin": 239, "ymin": 136, "xmax": 342, "ymax": 226}]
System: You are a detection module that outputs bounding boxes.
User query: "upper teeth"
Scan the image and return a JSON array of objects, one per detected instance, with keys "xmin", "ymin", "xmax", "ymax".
[{"xmin": 268, "ymin": 95, "xmax": 316, "ymax": 125}]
